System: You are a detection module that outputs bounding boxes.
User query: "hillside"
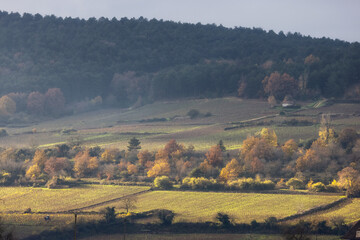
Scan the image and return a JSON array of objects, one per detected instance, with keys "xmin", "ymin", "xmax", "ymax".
[{"xmin": 0, "ymin": 11, "xmax": 359, "ymax": 106}]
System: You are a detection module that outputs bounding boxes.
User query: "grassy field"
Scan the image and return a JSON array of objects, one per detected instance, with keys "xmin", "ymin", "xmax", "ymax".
[
  {"xmin": 81, "ymin": 233, "xmax": 341, "ymax": 240},
  {"xmin": 0, "ymin": 185, "xmax": 349, "ymax": 239},
  {"xmin": 0, "ymin": 98, "xmax": 359, "ymax": 151},
  {"xmin": 0, "ymin": 185, "xmax": 149, "ymax": 212},
  {"xmin": 87, "ymin": 191, "xmax": 343, "ymax": 223}
]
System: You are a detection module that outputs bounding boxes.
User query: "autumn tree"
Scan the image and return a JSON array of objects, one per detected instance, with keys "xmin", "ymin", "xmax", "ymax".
[
  {"xmin": 27, "ymin": 91, "xmax": 45, "ymax": 115},
  {"xmin": 137, "ymin": 150, "xmax": 153, "ymax": 166},
  {"xmin": 237, "ymin": 80, "xmax": 247, "ymax": 98},
  {"xmin": 0, "ymin": 95, "xmax": 16, "ymax": 116},
  {"xmin": 338, "ymin": 128, "xmax": 358, "ymax": 153},
  {"xmin": 127, "ymin": 163, "xmax": 138, "ymax": 175},
  {"xmin": 282, "ymin": 139, "xmax": 298, "ymax": 159},
  {"xmin": 102, "ymin": 164, "xmax": 117, "ymax": 180},
  {"xmin": 164, "ymin": 139, "xmax": 184, "ymax": 156},
  {"xmin": 44, "ymin": 88, "xmax": 65, "ymax": 116},
  {"xmin": 25, "ymin": 164, "xmax": 42, "ymax": 180},
  {"xmin": 262, "ymin": 71, "xmax": 298, "ymax": 100},
  {"xmin": 147, "ymin": 159, "xmax": 171, "ymax": 178},
  {"xmin": 205, "ymin": 145, "xmax": 223, "ymax": 167},
  {"xmin": 337, "ymin": 167, "xmax": 359, "ymax": 190},
  {"xmin": 219, "ymin": 158, "xmax": 242, "ymax": 182},
  {"xmin": 44, "ymin": 157, "xmax": 71, "ymax": 177},
  {"xmin": 101, "ymin": 148, "xmax": 121, "ymax": 163},
  {"xmin": 260, "ymin": 128, "xmax": 278, "ymax": 147},
  {"xmin": 8, "ymin": 92, "xmax": 28, "ymax": 112},
  {"xmin": 32, "ymin": 149, "xmax": 48, "ymax": 170},
  {"xmin": 74, "ymin": 150, "xmax": 99, "ymax": 177},
  {"xmin": 267, "ymin": 95, "xmax": 277, "ymax": 108}
]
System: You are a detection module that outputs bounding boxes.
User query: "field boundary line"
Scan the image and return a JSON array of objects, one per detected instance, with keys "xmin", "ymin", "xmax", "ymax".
[
  {"xmin": 66, "ymin": 189, "xmax": 152, "ymax": 212},
  {"xmin": 277, "ymin": 197, "xmax": 349, "ymax": 223}
]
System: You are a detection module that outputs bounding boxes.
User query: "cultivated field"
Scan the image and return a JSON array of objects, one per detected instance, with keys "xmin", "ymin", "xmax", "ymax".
[
  {"xmin": 0, "ymin": 185, "xmax": 149, "ymax": 212},
  {"xmin": 82, "ymin": 233, "xmax": 341, "ymax": 240},
  {"xmin": 87, "ymin": 190, "xmax": 343, "ymax": 223}
]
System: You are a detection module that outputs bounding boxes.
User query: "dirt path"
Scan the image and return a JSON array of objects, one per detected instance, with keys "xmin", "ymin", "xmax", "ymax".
[
  {"xmin": 277, "ymin": 197, "xmax": 350, "ymax": 222},
  {"xmin": 66, "ymin": 189, "xmax": 152, "ymax": 212}
]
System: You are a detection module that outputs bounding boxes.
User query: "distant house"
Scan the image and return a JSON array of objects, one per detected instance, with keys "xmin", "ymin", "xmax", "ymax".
[
  {"xmin": 342, "ymin": 220, "xmax": 360, "ymax": 240},
  {"xmin": 282, "ymin": 95, "xmax": 295, "ymax": 108},
  {"xmin": 282, "ymin": 101, "xmax": 295, "ymax": 108}
]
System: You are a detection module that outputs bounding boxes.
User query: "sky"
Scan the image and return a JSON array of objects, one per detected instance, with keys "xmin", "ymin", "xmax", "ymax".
[{"xmin": 0, "ymin": 0, "xmax": 359, "ymax": 42}]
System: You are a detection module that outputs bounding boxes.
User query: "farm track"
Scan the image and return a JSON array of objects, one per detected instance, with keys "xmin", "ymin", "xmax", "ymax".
[{"xmin": 66, "ymin": 189, "xmax": 152, "ymax": 212}]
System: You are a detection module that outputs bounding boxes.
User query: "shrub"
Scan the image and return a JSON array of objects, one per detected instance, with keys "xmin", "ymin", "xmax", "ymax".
[
  {"xmin": 154, "ymin": 176, "xmax": 173, "ymax": 189},
  {"xmin": 103, "ymin": 207, "xmax": 117, "ymax": 223},
  {"xmin": 187, "ymin": 109, "xmax": 200, "ymax": 119},
  {"xmin": 158, "ymin": 209, "xmax": 175, "ymax": 225},
  {"xmin": 309, "ymin": 182, "xmax": 326, "ymax": 192},
  {"xmin": 228, "ymin": 178, "xmax": 275, "ymax": 191},
  {"xmin": 0, "ymin": 129, "xmax": 8, "ymax": 137},
  {"xmin": 216, "ymin": 212, "xmax": 231, "ymax": 227},
  {"xmin": 181, "ymin": 177, "xmax": 222, "ymax": 190},
  {"xmin": 286, "ymin": 178, "xmax": 305, "ymax": 190}
]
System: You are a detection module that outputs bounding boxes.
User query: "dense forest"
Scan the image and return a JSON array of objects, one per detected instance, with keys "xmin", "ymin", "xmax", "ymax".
[{"xmin": 0, "ymin": 11, "xmax": 359, "ymax": 108}]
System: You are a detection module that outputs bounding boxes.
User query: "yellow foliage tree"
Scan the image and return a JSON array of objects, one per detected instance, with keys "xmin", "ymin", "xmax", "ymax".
[
  {"xmin": 317, "ymin": 127, "xmax": 336, "ymax": 146},
  {"xmin": 147, "ymin": 159, "xmax": 171, "ymax": 178},
  {"xmin": 25, "ymin": 164, "xmax": 41, "ymax": 180},
  {"xmin": 101, "ymin": 148, "xmax": 120, "ymax": 163},
  {"xmin": 282, "ymin": 139, "xmax": 298, "ymax": 159},
  {"xmin": 33, "ymin": 149, "xmax": 48, "ymax": 169},
  {"xmin": 219, "ymin": 159, "xmax": 242, "ymax": 182},
  {"xmin": 127, "ymin": 164, "xmax": 138, "ymax": 175},
  {"xmin": 260, "ymin": 128, "xmax": 278, "ymax": 147}
]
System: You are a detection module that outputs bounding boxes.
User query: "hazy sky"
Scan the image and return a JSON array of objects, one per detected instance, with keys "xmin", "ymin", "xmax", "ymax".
[{"xmin": 1, "ymin": 0, "xmax": 359, "ymax": 42}]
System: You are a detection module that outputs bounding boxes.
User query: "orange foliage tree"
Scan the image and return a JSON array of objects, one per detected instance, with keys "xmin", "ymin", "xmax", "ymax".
[
  {"xmin": 74, "ymin": 150, "xmax": 99, "ymax": 177},
  {"xmin": 282, "ymin": 139, "xmax": 298, "ymax": 159},
  {"xmin": 205, "ymin": 145, "xmax": 223, "ymax": 167},
  {"xmin": 219, "ymin": 158, "xmax": 242, "ymax": 182},
  {"xmin": 44, "ymin": 88, "xmax": 65, "ymax": 116},
  {"xmin": 27, "ymin": 91, "xmax": 45, "ymax": 115},
  {"xmin": 262, "ymin": 71, "xmax": 298, "ymax": 100}
]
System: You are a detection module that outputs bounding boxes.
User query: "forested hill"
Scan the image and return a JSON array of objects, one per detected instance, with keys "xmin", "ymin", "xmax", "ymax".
[{"xmin": 0, "ymin": 11, "xmax": 359, "ymax": 105}]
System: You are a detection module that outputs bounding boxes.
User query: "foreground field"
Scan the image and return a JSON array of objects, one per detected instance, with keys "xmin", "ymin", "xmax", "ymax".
[
  {"xmin": 0, "ymin": 185, "xmax": 351, "ymax": 239},
  {"xmin": 81, "ymin": 233, "xmax": 341, "ymax": 240},
  {"xmin": 87, "ymin": 191, "xmax": 343, "ymax": 223}
]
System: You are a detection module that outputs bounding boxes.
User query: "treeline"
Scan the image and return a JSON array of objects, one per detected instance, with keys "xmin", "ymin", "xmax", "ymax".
[
  {"xmin": 1, "ymin": 121, "xmax": 359, "ymax": 197},
  {"xmin": 0, "ymin": 11, "xmax": 359, "ymax": 106}
]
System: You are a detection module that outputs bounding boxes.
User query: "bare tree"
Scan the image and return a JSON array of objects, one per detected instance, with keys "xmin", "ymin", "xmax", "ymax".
[{"xmin": 120, "ymin": 196, "xmax": 137, "ymax": 213}]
